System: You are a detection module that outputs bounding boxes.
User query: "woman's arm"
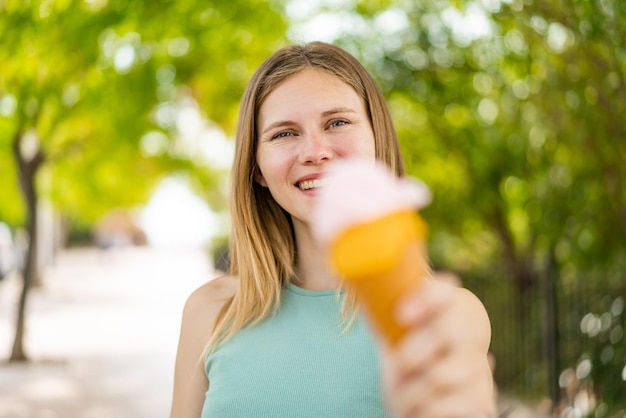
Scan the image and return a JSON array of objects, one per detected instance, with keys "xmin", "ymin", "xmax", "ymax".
[
  {"xmin": 379, "ymin": 278, "xmax": 496, "ymax": 418},
  {"xmin": 170, "ymin": 276, "xmax": 237, "ymax": 418}
]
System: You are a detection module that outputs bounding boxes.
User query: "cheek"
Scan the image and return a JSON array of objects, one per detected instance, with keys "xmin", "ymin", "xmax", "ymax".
[
  {"xmin": 343, "ymin": 133, "xmax": 376, "ymax": 159},
  {"xmin": 256, "ymin": 148, "xmax": 290, "ymax": 185},
  {"xmin": 361, "ymin": 137, "xmax": 377, "ymax": 158}
]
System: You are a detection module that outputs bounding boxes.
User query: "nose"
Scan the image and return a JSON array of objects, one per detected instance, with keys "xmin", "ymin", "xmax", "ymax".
[{"xmin": 299, "ymin": 131, "xmax": 333, "ymax": 164}]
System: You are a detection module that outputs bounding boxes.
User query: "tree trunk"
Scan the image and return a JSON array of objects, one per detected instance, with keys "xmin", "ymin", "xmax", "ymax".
[
  {"xmin": 542, "ymin": 247, "xmax": 561, "ymax": 413},
  {"xmin": 9, "ymin": 129, "xmax": 45, "ymax": 362},
  {"xmin": 9, "ymin": 199, "xmax": 37, "ymax": 362}
]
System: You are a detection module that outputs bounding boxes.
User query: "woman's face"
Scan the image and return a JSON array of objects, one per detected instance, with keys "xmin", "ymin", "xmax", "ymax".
[{"xmin": 255, "ymin": 68, "xmax": 376, "ymax": 227}]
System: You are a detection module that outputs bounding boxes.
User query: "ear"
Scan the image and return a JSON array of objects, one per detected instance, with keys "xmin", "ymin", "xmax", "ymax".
[{"xmin": 254, "ymin": 167, "xmax": 267, "ymax": 187}]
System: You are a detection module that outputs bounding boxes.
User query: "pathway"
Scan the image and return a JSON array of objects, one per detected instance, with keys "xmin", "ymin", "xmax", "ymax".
[{"xmin": 0, "ymin": 247, "xmax": 215, "ymax": 418}]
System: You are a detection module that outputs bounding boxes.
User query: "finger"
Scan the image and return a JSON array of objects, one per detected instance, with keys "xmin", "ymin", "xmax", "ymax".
[
  {"xmin": 394, "ymin": 326, "xmax": 449, "ymax": 380},
  {"xmin": 417, "ymin": 373, "xmax": 497, "ymax": 418},
  {"xmin": 390, "ymin": 356, "xmax": 494, "ymax": 418},
  {"xmin": 395, "ymin": 279, "xmax": 453, "ymax": 328}
]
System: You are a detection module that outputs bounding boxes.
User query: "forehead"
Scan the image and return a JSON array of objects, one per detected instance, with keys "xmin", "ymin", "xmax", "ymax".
[
  {"xmin": 269, "ymin": 67, "xmax": 355, "ymax": 93},
  {"xmin": 258, "ymin": 68, "xmax": 365, "ymax": 120}
]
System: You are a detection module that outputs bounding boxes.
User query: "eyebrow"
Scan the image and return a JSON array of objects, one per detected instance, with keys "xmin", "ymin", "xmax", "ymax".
[
  {"xmin": 321, "ymin": 107, "xmax": 357, "ymax": 117},
  {"xmin": 260, "ymin": 107, "xmax": 358, "ymax": 136}
]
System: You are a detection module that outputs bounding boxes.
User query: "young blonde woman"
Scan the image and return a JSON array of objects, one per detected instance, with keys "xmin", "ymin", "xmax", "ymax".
[{"xmin": 170, "ymin": 42, "xmax": 495, "ymax": 418}]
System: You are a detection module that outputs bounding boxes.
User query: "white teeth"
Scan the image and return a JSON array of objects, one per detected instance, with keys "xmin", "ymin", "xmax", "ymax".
[{"xmin": 298, "ymin": 178, "xmax": 327, "ymax": 190}]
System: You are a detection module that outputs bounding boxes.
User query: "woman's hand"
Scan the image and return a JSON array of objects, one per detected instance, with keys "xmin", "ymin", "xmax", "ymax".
[{"xmin": 378, "ymin": 278, "xmax": 496, "ymax": 418}]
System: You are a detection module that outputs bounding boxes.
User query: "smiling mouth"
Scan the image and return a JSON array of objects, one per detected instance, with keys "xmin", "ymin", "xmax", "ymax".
[{"xmin": 297, "ymin": 178, "xmax": 328, "ymax": 191}]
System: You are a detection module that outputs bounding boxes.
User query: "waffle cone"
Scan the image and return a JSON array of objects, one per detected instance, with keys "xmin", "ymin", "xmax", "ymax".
[{"xmin": 330, "ymin": 210, "xmax": 430, "ymax": 345}]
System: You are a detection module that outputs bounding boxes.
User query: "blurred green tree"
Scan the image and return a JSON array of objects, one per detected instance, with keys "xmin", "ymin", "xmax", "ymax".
[{"xmin": 0, "ymin": 0, "xmax": 287, "ymax": 362}]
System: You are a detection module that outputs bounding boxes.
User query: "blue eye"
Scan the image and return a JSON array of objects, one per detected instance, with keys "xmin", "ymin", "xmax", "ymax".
[
  {"xmin": 273, "ymin": 131, "xmax": 293, "ymax": 139},
  {"xmin": 329, "ymin": 119, "xmax": 348, "ymax": 128}
]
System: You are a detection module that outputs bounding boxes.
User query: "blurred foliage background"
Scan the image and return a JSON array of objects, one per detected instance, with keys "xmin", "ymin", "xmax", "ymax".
[{"xmin": 1, "ymin": 0, "xmax": 625, "ymax": 416}]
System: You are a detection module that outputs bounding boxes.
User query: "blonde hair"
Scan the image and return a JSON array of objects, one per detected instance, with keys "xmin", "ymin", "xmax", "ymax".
[{"xmin": 208, "ymin": 41, "xmax": 404, "ymax": 351}]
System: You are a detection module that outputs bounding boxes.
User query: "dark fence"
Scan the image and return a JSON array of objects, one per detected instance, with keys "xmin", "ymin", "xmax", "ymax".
[{"xmin": 461, "ymin": 267, "xmax": 625, "ymax": 412}]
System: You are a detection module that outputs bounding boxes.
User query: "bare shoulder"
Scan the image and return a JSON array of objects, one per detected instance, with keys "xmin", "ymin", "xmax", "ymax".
[
  {"xmin": 178, "ymin": 273, "xmax": 239, "ymax": 356},
  {"xmin": 170, "ymin": 274, "xmax": 238, "ymax": 418},
  {"xmin": 430, "ymin": 272, "xmax": 491, "ymax": 350},
  {"xmin": 183, "ymin": 274, "xmax": 239, "ymax": 326},
  {"xmin": 450, "ymin": 284, "xmax": 492, "ymax": 352},
  {"xmin": 187, "ymin": 274, "xmax": 239, "ymax": 304}
]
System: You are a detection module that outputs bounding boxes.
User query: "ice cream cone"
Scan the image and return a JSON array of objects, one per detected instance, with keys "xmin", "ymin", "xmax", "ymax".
[{"xmin": 330, "ymin": 209, "xmax": 430, "ymax": 345}]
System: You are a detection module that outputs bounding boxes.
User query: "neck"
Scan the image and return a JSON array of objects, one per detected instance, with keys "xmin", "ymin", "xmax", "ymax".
[{"xmin": 292, "ymin": 220, "xmax": 340, "ymax": 290}]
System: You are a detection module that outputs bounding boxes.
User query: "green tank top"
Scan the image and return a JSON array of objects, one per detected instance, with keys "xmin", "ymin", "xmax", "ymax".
[{"xmin": 202, "ymin": 284, "xmax": 393, "ymax": 417}]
